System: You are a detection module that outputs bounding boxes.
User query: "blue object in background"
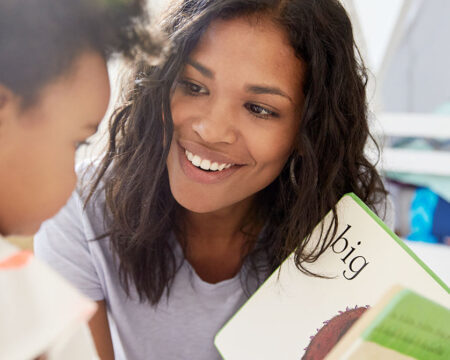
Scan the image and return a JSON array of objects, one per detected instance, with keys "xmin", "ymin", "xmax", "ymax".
[
  {"xmin": 408, "ymin": 188, "xmax": 439, "ymax": 243},
  {"xmin": 432, "ymin": 196, "xmax": 450, "ymax": 242}
]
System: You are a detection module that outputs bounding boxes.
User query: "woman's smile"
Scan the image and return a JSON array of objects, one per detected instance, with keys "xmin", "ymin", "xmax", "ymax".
[
  {"xmin": 177, "ymin": 141, "xmax": 246, "ymax": 184},
  {"xmin": 177, "ymin": 138, "xmax": 252, "ymax": 183}
]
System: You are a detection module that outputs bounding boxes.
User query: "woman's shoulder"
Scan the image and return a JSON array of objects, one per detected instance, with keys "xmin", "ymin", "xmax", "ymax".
[
  {"xmin": 75, "ymin": 158, "xmax": 105, "ymax": 197},
  {"xmin": 75, "ymin": 159, "xmax": 109, "ymax": 217},
  {"xmin": 34, "ymin": 160, "xmax": 115, "ymax": 302},
  {"xmin": 35, "ymin": 159, "xmax": 109, "ymax": 248}
]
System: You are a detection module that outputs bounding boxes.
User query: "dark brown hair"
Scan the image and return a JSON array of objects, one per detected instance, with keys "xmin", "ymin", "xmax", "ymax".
[
  {"xmin": 0, "ymin": 0, "xmax": 162, "ymax": 106},
  {"xmin": 89, "ymin": 0, "xmax": 387, "ymax": 304}
]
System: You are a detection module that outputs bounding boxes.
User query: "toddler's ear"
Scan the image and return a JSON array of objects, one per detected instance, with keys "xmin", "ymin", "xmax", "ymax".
[
  {"xmin": 0, "ymin": 84, "xmax": 16, "ymax": 110},
  {"xmin": 0, "ymin": 84, "xmax": 19, "ymax": 124},
  {"xmin": 0, "ymin": 85, "xmax": 8, "ymax": 109},
  {"xmin": 0, "ymin": 85, "xmax": 24, "ymax": 142}
]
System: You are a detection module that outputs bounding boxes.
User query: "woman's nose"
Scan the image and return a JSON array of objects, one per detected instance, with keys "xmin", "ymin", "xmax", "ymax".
[{"xmin": 191, "ymin": 101, "xmax": 237, "ymax": 144}]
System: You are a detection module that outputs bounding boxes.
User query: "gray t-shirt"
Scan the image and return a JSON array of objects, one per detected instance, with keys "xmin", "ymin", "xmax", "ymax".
[
  {"xmin": 34, "ymin": 188, "xmax": 259, "ymax": 360},
  {"xmin": 34, "ymin": 165, "xmax": 394, "ymax": 360}
]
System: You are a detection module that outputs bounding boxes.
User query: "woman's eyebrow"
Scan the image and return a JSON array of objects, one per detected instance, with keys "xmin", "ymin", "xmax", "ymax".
[
  {"xmin": 245, "ymin": 84, "xmax": 293, "ymax": 104},
  {"xmin": 186, "ymin": 58, "xmax": 214, "ymax": 78},
  {"xmin": 185, "ymin": 59, "xmax": 293, "ymax": 104}
]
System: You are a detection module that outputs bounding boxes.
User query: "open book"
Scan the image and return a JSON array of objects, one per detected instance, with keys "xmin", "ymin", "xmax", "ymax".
[
  {"xmin": 325, "ymin": 285, "xmax": 450, "ymax": 359},
  {"xmin": 214, "ymin": 193, "xmax": 450, "ymax": 360}
]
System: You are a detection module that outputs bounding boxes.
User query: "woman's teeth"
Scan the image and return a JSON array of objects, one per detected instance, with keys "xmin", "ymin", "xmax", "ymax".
[{"xmin": 185, "ymin": 150, "xmax": 233, "ymax": 171}]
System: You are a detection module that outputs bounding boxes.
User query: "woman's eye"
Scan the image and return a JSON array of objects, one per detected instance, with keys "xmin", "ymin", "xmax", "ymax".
[
  {"xmin": 245, "ymin": 103, "xmax": 279, "ymax": 119},
  {"xmin": 179, "ymin": 80, "xmax": 208, "ymax": 96}
]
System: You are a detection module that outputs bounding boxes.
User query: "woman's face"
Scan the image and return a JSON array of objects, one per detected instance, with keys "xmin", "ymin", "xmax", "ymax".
[
  {"xmin": 0, "ymin": 51, "xmax": 110, "ymax": 235},
  {"xmin": 167, "ymin": 15, "xmax": 305, "ymax": 214}
]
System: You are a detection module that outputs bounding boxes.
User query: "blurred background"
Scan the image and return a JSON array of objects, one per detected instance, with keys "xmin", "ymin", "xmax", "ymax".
[
  {"xmin": 342, "ymin": 0, "xmax": 450, "ymax": 251},
  {"xmin": 342, "ymin": 0, "xmax": 450, "ymax": 284},
  {"xmin": 73, "ymin": 0, "xmax": 449, "ymax": 282}
]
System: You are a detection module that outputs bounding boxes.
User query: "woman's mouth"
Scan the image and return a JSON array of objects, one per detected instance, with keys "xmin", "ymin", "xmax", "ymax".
[
  {"xmin": 185, "ymin": 150, "xmax": 233, "ymax": 172},
  {"xmin": 177, "ymin": 143, "xmax": 243, "ymax": 184}
]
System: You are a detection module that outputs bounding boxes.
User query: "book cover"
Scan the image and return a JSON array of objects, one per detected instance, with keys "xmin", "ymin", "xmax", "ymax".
[
  {"xmin": 325, "ymin": 285, "xmax": 450, "ymax": 360},
  {"xmin": 214, "ymin": 193, "xmax": 450, "ymax": 360}
]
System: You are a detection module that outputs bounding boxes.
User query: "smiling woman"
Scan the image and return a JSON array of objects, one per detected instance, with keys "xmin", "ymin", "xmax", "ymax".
[{"xmin": 34, "ymin": 0, "xmax": 389, "ymax": 359}]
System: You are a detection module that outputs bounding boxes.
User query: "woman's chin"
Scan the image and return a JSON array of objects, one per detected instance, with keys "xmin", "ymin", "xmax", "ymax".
[
  {"xmin": 170, "ymin": 188, "xmax": 228, "ymax": 215},
  {"xmin": 174, "ymin": 196, "xmax": 221, "ymax": 214}
]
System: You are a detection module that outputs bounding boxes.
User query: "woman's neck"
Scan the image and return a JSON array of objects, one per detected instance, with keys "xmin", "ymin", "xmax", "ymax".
[
  {"xmin": 182, "ymin": 196, "xmax": 256, "ymax": 247},
  {"xmin": 177, "ymin": 196, "xmax": 261, "ymax": 283}
]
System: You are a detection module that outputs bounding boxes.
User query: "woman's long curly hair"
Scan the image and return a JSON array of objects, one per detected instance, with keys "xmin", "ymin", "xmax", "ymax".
[{"xmin": 88, "ymin": 0, "xmax": 387, "ymax": 304}]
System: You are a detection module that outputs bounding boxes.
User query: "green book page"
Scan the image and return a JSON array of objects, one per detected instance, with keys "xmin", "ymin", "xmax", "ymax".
[{"xmin": 363, "ymin": 290, "xmax": 450, "ymax": 360}]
